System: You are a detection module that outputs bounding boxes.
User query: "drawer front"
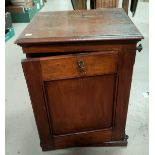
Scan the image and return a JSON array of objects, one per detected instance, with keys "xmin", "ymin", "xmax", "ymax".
[{"xmin": 40, "ymin": 51, "xmax": 119, "ymax": 81}]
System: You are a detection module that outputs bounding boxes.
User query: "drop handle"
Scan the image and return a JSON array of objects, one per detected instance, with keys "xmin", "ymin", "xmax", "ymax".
[
  {"xmin": 77, "ymin": 60, "xmax": 85, "ymax": 69},
  {"xmin": 136, "ymin": 44, "xmax": 143, "ymax": 52},
  {"xmin": 77, "ymin": 60, "xmax": 86, "ymax": 74}
]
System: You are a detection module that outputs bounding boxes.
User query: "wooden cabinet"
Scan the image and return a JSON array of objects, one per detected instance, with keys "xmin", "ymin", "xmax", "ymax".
[{"xmin": 15, "ymin": 9, "xmax": 143, "ymax": 151}]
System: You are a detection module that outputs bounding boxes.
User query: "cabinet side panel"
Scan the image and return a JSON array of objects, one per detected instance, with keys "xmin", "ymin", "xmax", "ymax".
[
  {"xmin": 22, "ymin": 60, "xmax": 53, "ymax": 148},
  {"xmin": 112, "ymin": 47, "xmax": 136, "ymax": 140}
]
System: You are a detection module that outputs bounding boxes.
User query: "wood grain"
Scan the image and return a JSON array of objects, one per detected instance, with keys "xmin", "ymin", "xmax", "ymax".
[
  {"xmin": 15, "ymin": 9, "xmax": 143, "ymax": 46},
  {"xmin": 17, "ymin": 9, "xmax": 143, "ymax": 151},
  {"xmin": 45, "ymin": 75, "xmax": 116, "ymax": 135},
  {"xmin": 40, "ymin": 51, "xmax": 119, "ymax": 81},
  {"xmin": 21, "ymin": 60, "xmax": 53, "ymax": 148},
  {"xmin": 112, "ymin": 47, "xmax": 136, "ymax": 140},
  {"xmin": 53, "ymin": 129, "xmax": 112, "ymax": 149}
]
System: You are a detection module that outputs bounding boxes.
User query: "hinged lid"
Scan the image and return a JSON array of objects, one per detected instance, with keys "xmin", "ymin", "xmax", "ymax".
[{"xmin": 15, "ymin": 8, "xmax": 143, "ymax": 46}]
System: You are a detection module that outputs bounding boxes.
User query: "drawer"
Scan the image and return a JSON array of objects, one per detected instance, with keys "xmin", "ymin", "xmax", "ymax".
[{"xmin": 40, "ymin": 51, "xmax": 119, "ymax": 81}]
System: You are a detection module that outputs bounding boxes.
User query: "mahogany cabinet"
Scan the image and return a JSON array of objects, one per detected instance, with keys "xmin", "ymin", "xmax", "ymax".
[{"xmin": 15, "ymin": 9, "xmax": 143, "ymax": 151}]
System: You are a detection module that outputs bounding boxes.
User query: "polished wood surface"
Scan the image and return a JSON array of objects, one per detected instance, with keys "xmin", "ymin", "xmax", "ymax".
[
  {"xmin": 15, "ymin": 9, "xmax": 142, "ymax": 45},
  {"xmin": 39, "ymin": 51, "xmax": 119, "ymax": 81},
  {"xmin": 23, "ymin": 42, "xmax": 136, "ymax": 54},
  {"xmin": 45, "ymin": 75, "xmax": 116, "ymax": 135},
  {"xmin": 17, "ymin": 9, "xmax": 143, "ymax": 151}
]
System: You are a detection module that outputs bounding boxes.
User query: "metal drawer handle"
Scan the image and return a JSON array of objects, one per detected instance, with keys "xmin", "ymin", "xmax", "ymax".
[{"xmin": 77, "ymin": 60, "xmax": 86, "ymax": 74}]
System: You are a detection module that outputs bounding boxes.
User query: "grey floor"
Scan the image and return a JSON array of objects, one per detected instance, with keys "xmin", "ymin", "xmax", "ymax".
[{"xmin": 5, "ymin": 0, "xmax": 149, "ymax": 155}]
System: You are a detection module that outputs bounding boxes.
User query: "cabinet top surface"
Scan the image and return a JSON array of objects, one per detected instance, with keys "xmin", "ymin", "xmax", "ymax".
[{"xmin": 15, "ymin": 8, "xmax": 143, "ymax": 45}]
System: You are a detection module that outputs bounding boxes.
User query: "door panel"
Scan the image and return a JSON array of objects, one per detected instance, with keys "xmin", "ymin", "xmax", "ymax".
[
  {"xmin": 22, "ymin": 51, "xmax": 119, "ymax": 138},
  {"xmin": 45, "ymin": 74, "xmax": 116, "ymax": 135}
]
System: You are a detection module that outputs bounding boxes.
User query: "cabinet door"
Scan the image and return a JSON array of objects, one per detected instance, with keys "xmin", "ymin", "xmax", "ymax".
[{"xmin": 22, "ymin": 51, "xmax": 119, "ymax": 147}]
